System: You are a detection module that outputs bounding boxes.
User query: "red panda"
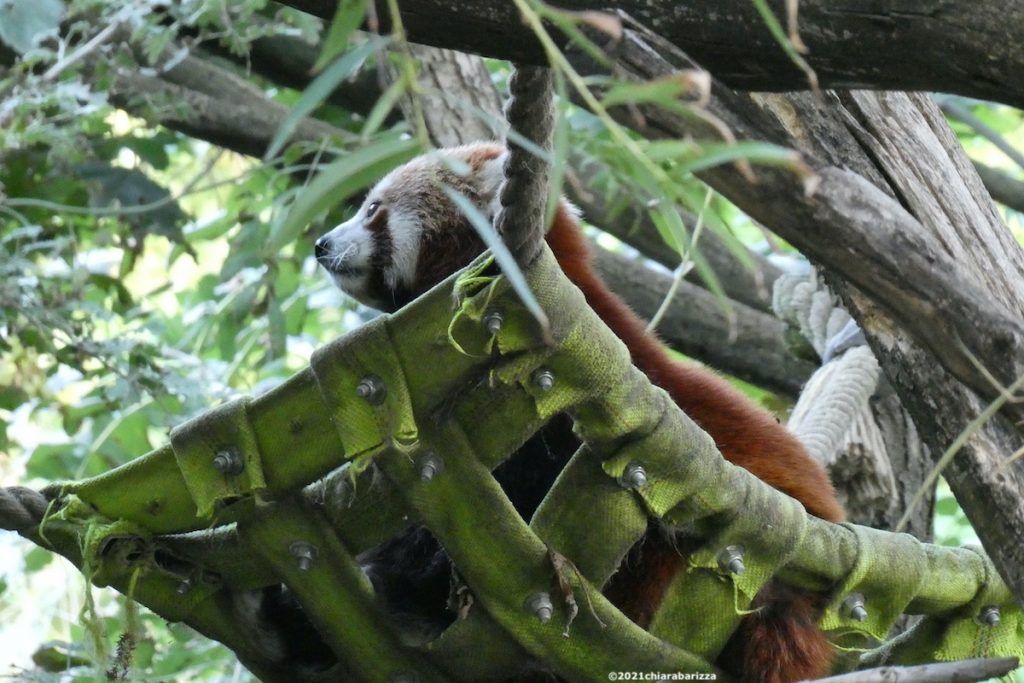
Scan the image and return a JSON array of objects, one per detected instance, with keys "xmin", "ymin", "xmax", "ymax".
[{"xmin": 314, "ymin": 143, "xmax": 845, "ymax": 682}]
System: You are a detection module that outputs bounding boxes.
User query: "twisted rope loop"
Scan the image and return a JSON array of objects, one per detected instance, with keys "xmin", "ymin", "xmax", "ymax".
[
  {"xmin": 495, "ymin": 64, "xmax": 554, "ymax": 266},
  {"xmin": 0, "ymin": 486, "xmax": 49, "ymax": 532}
]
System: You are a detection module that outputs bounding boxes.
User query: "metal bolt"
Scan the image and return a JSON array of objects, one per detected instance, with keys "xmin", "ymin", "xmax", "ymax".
[
  {"xmin": 418, "ymin": 452, "xmax": 445, "ymax": 481},
  {"xmin": 484, "ymin": 312, "xmax": 503, "ymax": 335},
  {"xmin": 524, "ymin": 592, "xmax": 554, "ymax": 623},
  {"xmin": 842, "ymin": 593, "xmax": 868, "ymax": 622},
  {"xmin": 356, "ymin": 375, "xmax": 386, "ymax": 405},
  {"xmin": 717, "ymin": 545, "xmax": 746, "ymax": 575},
  {"xmin": 618, "ymin": 461, "xmax": 648, "ymax": 489},
  {"xmin": 533, "ymin": 368, "xmax": 555, "ymax": 392},
  {"xmin": 289, "ymin": 541, "xmax": 319, "ymax": 572},
  {"xmin": 212, "ymin": 448, "xmax": 244, "ymax": 476},
  {"xmin": 979, "ymin": 605, "xmax": 1001, "ymax": 626},
  {"xmin": 175, "ymin": 578, "xmax": 193, "ymax": 595}
]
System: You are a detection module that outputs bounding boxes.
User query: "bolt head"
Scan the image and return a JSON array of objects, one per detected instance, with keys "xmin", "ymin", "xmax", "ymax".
[
  {"xmin": 533, "ymin": 368, "xmax": 555, "ymax": 392},
  {"xmin": 418, "ymin": 452, "xmax": 444, "ymax": 481},
  {"xmin": 484, "ymin": 312, "xmax": 503, "ymax": 335},
  {"xmin": 619, "ymin": 461, "xmax": 648, "ymax": 489},
  {"xmin": 176, "ymin": 578, "xmax": 193, "ymax": 595},
  {"xmin": 525, "ymin": 592, "xmax": 554, "ymax": 623},
  {"xmin": 980, "ymin": 605, "xmax": 1001, "ymax": 626},
  {"xmin": 842, "ymin": 593, "xmax": 867, "ymax": 621},
  {"xmin": 356, "ymin": 375, "xmax": 386, "ymax": 405},
  {"xmin": 289, "ymin": 541, "xmax": 318, "ymax": 572},
  {"xmin": 717, "ymin": 545, "xmax": 745, "ymax": 575},
  {"xmin": 212, "ymin": 449, "xmax": 244, "ymax": 476}
]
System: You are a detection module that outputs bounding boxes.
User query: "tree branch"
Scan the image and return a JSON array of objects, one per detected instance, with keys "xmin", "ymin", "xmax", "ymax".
[
  {"xmin": 810, "ymin": 657, "xmax": 1019, "ymax": 683},
  {"xmin": 107, "ymin": 49, "xmax": 350, "ymax": 158},
  {"xmin": 276, "ymin": 0, "xmax": 1024, "ymax": 108},
  {"xmin": 973, "ymin": 162, "xmax": 1024, "ymax": 214}
]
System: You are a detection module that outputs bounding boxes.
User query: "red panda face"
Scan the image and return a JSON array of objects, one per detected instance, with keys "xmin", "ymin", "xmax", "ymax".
[{"xmin": 315, "ymin": 143, "xmax": 507, "ymax": 312}]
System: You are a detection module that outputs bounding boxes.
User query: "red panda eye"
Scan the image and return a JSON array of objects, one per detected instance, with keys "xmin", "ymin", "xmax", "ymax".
[{"xmin": 365, "ymin": 201, "xmax": 381, "ymax": 218}]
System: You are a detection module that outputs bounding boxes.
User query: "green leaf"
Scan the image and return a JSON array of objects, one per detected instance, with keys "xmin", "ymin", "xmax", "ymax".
[
  {"xmin": 0, "ymin": 0, "xmax": 64, "ymax": 54},
  {"xmin": 673, "ymin": 141, "xmax": 803, "ymax": 175},
  {"xmin": 601, "ymin": 75, "xmax": 698, "ymax": 110},
  {"xmin": 266, "ymin": 136, "xmax": 420, "ymax": 256},
  {"xmin": 24, "ymin": 546, "xmax": 53, "ymax": 572},
  {"xmin": 264, "ymin": 36, "xmax": 386, "ymax": 161},
  {"xmin": 313, "ymin": 0, "xmax": 368, "ymax": 73},
  {"xmin": 360, "ymin": 77, "xmax": 407, "ymax": 140},
  {"xmin": 647, "ymin": 201, "xmax": 687, "ymax": 255},
  {"xmin": 544, "ymin": 69, "xmax": 570, "ymax": 227},
  {"xmin": 442, "ymin": 186, "xmax": 550, "ymax": 333}
]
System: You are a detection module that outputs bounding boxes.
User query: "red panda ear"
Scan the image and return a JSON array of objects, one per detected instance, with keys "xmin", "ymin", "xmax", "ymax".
[{"xmin": 465, "ymin": 143, "xmax": 505, "ymax": 172}]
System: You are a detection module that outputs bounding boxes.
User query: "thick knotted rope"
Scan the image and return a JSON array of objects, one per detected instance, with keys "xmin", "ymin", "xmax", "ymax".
[
  {"xmin": 0, "ymin": 486, "xmax": 50, "ymax": 532},
  {"xmin": 494, "ymin": 64, "xmax": 554, "ymax": 266},
  {"xmin": 774, "ymin": 273, "xmax": 898, "ymax": 513}
]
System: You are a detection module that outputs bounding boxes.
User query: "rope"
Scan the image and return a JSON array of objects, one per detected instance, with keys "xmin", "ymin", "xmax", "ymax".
[
  {"xmin": 773, "ymin": 273, "xmax": 884, "ymax": 464},
  {"xmin": 0, "ymin": 486, "xmax": 50, "ymax": 532},
  {"xmin": 495, "ymin": 64, "xmax": 554, "ymax": 266}
]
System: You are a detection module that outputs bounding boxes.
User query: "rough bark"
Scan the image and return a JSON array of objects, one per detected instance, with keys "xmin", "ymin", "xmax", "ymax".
[
  {"xmin": 388, "ymin": 42, "xmax": 505, "ymax": 147},
  {"xmin": 276, "ymin": 0, "xmax": 1024, "ymax": 108},
  {"xmin": 106, "ymin": 50, "xmax": 349, "ymax": 158},
  {"xmin": 585, "ymin": 25, "xmax": 1024, "ymax": 407}
]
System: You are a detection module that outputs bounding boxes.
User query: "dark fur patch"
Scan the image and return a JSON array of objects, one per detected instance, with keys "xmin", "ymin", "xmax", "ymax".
[
  {"xmin": 413, "ymin": 214, "xmax": 485, "ymax": 294},
  {"xmin": 364, "ymin": 206, "xmax": 413, "ymax": 311}
]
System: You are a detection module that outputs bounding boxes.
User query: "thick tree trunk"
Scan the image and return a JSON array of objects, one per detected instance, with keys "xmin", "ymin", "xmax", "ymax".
[{"xmin": 279, "ymin": 0, "xmax": 1024, "ymax": 108}]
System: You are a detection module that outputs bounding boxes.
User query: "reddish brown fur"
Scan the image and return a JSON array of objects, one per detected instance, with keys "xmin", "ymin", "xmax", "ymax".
[{"xmin": 545, "ymin": 203, "xmax": 844, "ymax": 682}]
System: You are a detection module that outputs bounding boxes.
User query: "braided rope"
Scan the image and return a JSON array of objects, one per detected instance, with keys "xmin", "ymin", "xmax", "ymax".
[
  {"xmin": 495, "ymin": 64, "xmax": 554, "ymax": 266},
  {"xmin": 0, "ymin": 486, "xmax": 50, "ymax": 532}
]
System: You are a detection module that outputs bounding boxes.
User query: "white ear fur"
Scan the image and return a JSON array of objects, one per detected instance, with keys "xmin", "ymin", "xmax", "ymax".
[{"xmin": 481, "ymin": 150, "xmax": 508, "ymax": 221}]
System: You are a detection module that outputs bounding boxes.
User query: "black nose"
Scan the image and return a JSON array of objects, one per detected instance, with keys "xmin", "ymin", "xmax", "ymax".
[{"xmin": 314, "ymin": 237, "xmax": 328, "ymax": 261}]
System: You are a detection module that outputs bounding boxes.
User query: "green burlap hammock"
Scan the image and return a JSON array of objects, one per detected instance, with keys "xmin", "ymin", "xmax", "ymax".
[{"xmin": 18, "ymin": 244, "xmax": 1024, "ymax": 682}]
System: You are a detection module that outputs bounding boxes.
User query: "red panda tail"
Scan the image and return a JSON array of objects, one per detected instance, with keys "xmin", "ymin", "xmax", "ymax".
[{"xmin": 725, "ymin": 585, "xmax": 835, "ymax": 683}]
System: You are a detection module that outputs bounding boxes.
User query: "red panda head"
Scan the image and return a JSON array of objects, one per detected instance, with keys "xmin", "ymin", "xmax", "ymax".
[{"xmin": 315, "ymin": 142, "xmax": 507, "ymax": 311}]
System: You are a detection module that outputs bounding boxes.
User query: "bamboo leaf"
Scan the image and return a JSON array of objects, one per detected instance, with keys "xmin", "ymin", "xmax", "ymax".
[
  {"xmin": 313, "ymin": 0, "xmax": 369, "ymax": 73},
  {"xmin": 264, "ymin": 37, "xmax": 386, "ymax": 161},
  {"xmin": 361, "ymin": 76, "xmax": 407, "ymax": 139}
]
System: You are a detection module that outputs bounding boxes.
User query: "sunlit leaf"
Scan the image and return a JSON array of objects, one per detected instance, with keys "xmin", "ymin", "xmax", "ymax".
[
  {"xmin": 313, "ymin": 0, "xmax": 368, "ymax": 73},
  {"xmin": 0, "ymin": 0, "xmax": 63, "ymax": 54},
  {"xmin": 264, "ymin": 37, "xmax": 386, "ymax": 161}
]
